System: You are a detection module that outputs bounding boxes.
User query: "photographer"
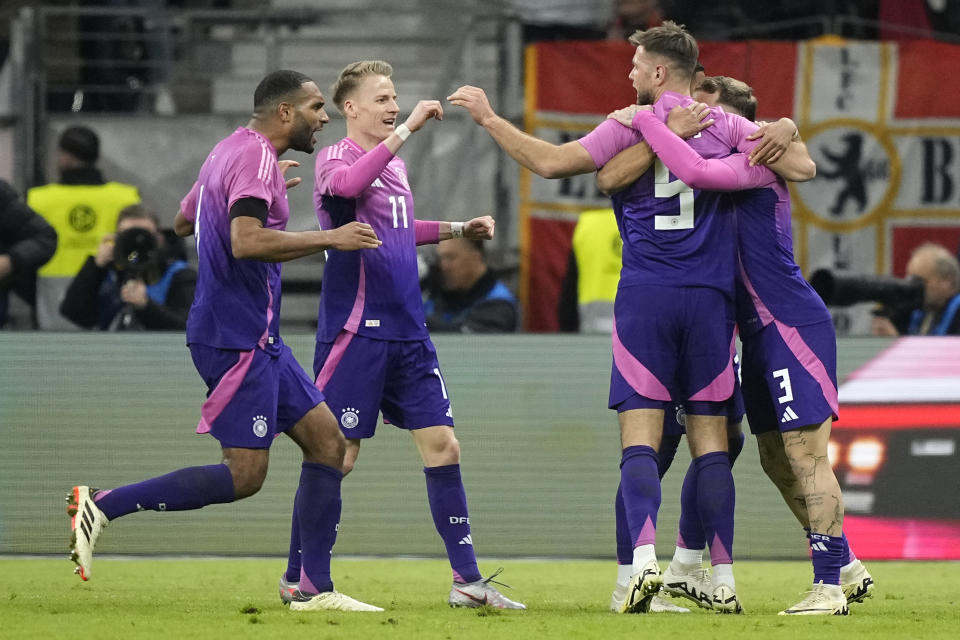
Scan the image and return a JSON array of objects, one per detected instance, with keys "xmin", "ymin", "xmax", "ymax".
[
  {"xmin": 872, "ymin": 242, "xmax": 960, "ymax": 336},
  {"xmin": 60, "ymin": 204, "xmax": 195, "ymax": 330}
]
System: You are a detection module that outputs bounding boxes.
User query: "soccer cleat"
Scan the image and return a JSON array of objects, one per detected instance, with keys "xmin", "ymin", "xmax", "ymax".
[
  {"xmin": 662, "ymin": 560, "xmax": 713, "ymax": 609},
  {"xmin": 66, "ymin": 486, "xmax": 109, "ymax": 581},
  {"xmin": 712, "ymin": 583, "xmax": 743, "ymax": 614},
  {"xmin": 618, "ymin": 560, "xmax": 663, "ymax": 614},
  {"xmin": 841, "ymin": 560, "xmax": 875, "ymax": 604},
  {"xmin": 289, "ymin": 589, "xmax": 384, "ymax": 612},
  {"xmin": 449, "ymin": 569, "xmax": 526, "ymax": 609},
  {"xmin": 779, "ymin": 582, "xmax": 849, "ymax": 616},
  {"xmin": 278, "ymin": 575, "xmax": 298, "ymax": 605},
  {"xmin": 611, "ymin": 585, "xmax": 689, "ymax": 613}
]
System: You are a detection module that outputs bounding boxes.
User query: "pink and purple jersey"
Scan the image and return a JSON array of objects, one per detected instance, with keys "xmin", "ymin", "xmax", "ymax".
[
  {"xmin": 630, "ymin": 110, "xmax": 830, "ymax": 335},
  {"xmin": 578, "ymin": 91, "xmax": 756, "ymax": 297},
  {"xmin": 314, "ymin": 138, "xmax": 427, "ymax": 342},
  {"xmin": 180, "ymin": 127, "xmax": 289, "ymax": 355}
]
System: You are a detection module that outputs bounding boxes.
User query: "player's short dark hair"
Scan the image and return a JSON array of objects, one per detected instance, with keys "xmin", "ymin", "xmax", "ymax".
[
  {"xmin": 253, "ymin": 70, "xmax": 314, "ymax": 113},
  {"xmin": 331, "ymin": 60, "xmax": 394, "ymax": 114},
  {"xmin": 116, "ymin": 203, "xmax": 159, "ymax": 230},
  {"xmin": 698, "ymin": 75, "xmax": 758, "ymax": 121},
  {"xmin": 58, "ymin": 126, "xmax": 100, "ymax": 165},
  {"xmin": 628, "ymin": 20, "xmax": 699, "ymax": 79}
]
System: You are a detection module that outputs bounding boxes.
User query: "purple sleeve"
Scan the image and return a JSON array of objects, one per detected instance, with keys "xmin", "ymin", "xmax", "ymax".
[
  {"xmin": 577, "ymin": 119, "xmax": 644, "ymax": 168},
  {"xmin": 180, "ymin": 181, "xmax": 199, "ymax": 223},
  {"xmin": 414, "ymin": 220, "xmax": 440, "ymax": 245},
  {"xmin": 633, "ymin": 111, "xmax": 775, "ymax": 191},
  {"xmin": 317, "ymin": 142, "xmax": 395, "ymax": 199}
]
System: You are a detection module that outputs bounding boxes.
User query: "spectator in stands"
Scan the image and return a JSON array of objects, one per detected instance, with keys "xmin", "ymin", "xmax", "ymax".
[
  {"xmin": 424, "ymin": 237, "xmax": 518, "ymax": 333},
  {"xmin": 28, "ymin": 125, "xmax": 141, "ymax": 329},
  {"xmin": 557, "ymin": 208, "xmax": 621, "ymax": 333},
  {"xmin": 607, "ymin": 0, "xmax": 664, "ymax": 40},
  {"xmin": 0, "ymin": 179, "xmax": 58, "ymax": 328},
  {"xmin": 872, "ymin": 242, "xmax": 960, "ymax": 336},
  {"xmin": 60, "ymin": 203, "xmax": 195, "ymax": 331}
]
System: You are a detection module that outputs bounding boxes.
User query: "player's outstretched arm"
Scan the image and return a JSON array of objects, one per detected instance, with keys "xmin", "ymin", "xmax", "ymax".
[
  {"xmin": 230, "ymin": 209, "xmax": 380, "ymax": 262},
  {"xmin": 412, "ymin": 216, "xmax": 494, "ymax": 245},
  {"xmin": 320, "ymin": 99, "xmax": 443, "ymax": 200},
  {"xmin": 447, "ymin": 85, "xmax": 595, "ymax": 179}
]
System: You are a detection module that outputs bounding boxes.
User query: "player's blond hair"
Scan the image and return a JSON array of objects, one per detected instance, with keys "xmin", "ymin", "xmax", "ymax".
[
  {"xmin": 331, "ymin": 60, "xmax": 394, "ymax": 114},
  {"xmin": 628, "ymin": 20, "xmax": 698, "ymax": 79}
]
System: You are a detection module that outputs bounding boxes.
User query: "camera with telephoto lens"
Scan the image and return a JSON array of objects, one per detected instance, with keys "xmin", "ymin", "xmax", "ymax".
[
  {"xmin": 809, "ymin": 268, "xmax": 924, "ymax": 317},
  {"xmin": 112, "ymin": 227, "xmax": 161, "ymax": 285}
]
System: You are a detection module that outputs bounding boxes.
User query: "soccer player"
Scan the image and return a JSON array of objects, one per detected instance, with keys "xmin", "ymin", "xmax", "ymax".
[
  {"xmin": 599, "ymin": 74, "xmax": 873, "ymax": 615},
  {"xmin": 276, "ymin": 60, "xmax": 525, "ymax": 610},
  {"xmin": 450, "ymin": 22, "xmax": 816, "ymax": 614},
  {"xmin": 67, "ymin": 69, "xmax": 385, "ymax": 613}
]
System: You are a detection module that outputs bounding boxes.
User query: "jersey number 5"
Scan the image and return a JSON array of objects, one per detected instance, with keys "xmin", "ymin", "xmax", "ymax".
[{"xmin": 653, "ymin": 159, "xmax": 694, "ymax": 230}]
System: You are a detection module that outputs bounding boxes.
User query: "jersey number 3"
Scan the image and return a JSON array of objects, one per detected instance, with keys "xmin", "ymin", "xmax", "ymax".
[{"xmin": 653, "ymin": 159, "xmax": 694, "ymax": 230}]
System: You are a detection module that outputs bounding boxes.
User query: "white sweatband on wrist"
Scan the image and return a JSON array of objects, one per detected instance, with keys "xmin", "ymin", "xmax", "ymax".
[
  {"xmin": 395, "ymin": 124, "xmax": 411, "ymax": 141},
  {"xmin": 450, "ymin": 221, "xmax": 464, "ymax": 238}
]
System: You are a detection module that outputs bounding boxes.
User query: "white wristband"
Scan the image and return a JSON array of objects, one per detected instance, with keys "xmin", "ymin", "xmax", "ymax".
[
  {"xmin": 450, "ymin": 221, "xmax": 464, "ymax": 238},
  {"xmin": 395, "ymin": 124, "xmax": 411, "ymax": 141}
]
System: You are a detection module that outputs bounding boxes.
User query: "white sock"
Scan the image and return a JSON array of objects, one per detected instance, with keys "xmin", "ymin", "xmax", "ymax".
[
  {"xmin": 632, "ymin": 544, "xmax": 657, "ymax": 573},
  {"xmin": 672, "ymin": 546, "xmax": 704, "ymax": 565},
  {"xmin": 713, "ymin": 563, "xmax": 735, "ymax": 589},
  {"xmin": 840, "ymin": 559, "xmax": 858, "ymax": 574},
  {"xmin": 616, "ymin": 563, "xmax": 633, "ymax": 587}
]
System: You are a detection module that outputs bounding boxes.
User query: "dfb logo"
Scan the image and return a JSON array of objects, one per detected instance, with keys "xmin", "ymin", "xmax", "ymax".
[{"xmin": 448, "ymin": 516, "xmax": 470, "ymax": 524}]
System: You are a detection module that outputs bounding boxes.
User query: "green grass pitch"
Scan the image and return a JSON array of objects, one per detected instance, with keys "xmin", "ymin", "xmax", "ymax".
[{"xmin": 1, "ymin": 557, "xmax": 957, "ymax": 639}]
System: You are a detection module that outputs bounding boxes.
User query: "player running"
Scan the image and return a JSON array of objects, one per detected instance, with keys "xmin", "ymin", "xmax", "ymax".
[
  {"xmin": 67, "ymin": 70, "xmax": 384, "ymax": 613},
  {"xmin": 276, "ymin": 60, "xmax": 525, "ymax": 610}
]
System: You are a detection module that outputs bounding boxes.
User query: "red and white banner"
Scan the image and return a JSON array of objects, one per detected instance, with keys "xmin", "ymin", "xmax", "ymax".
[{"xmin": 520, "ymin": 38, "xmax": 960, "ymax": 332}]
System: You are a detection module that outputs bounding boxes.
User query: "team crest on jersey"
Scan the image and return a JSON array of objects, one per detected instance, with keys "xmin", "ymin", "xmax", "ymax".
[
  {"xmin": 252, "ymin": 415, "xmax": 268, "ymax": 437},
  {"xmin": 340, "ymin": 407, "xmax": 360, "ymax": 429},
  {"xmin": 393, "ymin": 166, "xmax": 410, "ymax": 190}
]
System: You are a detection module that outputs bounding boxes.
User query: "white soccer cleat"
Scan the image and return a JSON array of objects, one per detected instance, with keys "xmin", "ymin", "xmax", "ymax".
[
  {"xmin": 712, "ymin": 583, "xmax": 743, "ymax": 614},
  {"xmin": 610, "ymin": 583, "xmax": 628, "ymax": 612},
  {"xmin": 289, "ymin": 590, "xmax": 384, "ymax": 612},
  {"xmin": 841, "ymin": 560, "xmax": 875, "ymax": 604},
  {"xmin": 278, "ymin": 575, "xmax": 298, "ymax": 605},
  {"xmin": 779, "ymin": 581, "xmax": 849, "ymax": 616},
  {"xmin": 66, "ymin": 486, "xmax": 109, "ymax": 581},
  {"xmin": 618, "ymin": 560, "xmax": 663, "ymax": 614},
  {"xmin": 662, "ymin": 560, "xmax": 713, "ymax": 609},
  {"xmin": 449, "ymin": 570, "xmax": 526, "ymax": 609}
]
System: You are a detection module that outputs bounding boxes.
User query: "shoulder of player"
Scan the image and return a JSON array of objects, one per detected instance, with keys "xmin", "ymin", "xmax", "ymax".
[{"xmin": 319, "ymin": 138, "xmax": 364, "ymax": 163}]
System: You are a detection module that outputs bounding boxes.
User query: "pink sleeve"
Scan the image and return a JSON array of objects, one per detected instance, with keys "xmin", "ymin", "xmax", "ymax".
[
  {"xmin": 179, "ymin": 181, "xmax": 199, "ymax": 222},
  {"xmin": 633, "ymin": 111, "xmax": 775, "ymax": 191},
  {"xmin": 414, "ymin": 219, "xmax": 441, "ymax": 245},
  {"xmin": 317, "ymin": 142, "xmax": 395, "ymax": 199},
  {"xmin": 577, "ymin": 119, "xmax": 644, "ymax": 168},
  {"xmin": 224, "ymin": 147, "xmax": 276, "ymax": 210},
  {"xmin": 724, "ymin": 112, "xmax": 761, "ymax": 154}
]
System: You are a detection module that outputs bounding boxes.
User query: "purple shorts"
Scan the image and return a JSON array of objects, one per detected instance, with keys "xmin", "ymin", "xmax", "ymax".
[
  {"xmin": 313, "ymin": 332, "xmax": 454, "ymax": 438},
  {"xmin": 662, "ymin": 350, "xmax": 746, "ymax": 435},
  {"xmin": 741, "ymin": 319, "xmax": 838, "ymax": 434},
  {"xmin": 609, "ymin": 285, "xmax": 736, "ymax": 415},
  {"xmin": 190, "ymin": 343, "xmax": 325, "ymax": 448}
]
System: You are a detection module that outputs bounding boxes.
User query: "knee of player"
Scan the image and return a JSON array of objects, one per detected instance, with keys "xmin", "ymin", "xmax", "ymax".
[{"xmin": 230, "ymin": 463, "xmax": 268, "ymax": 499}]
